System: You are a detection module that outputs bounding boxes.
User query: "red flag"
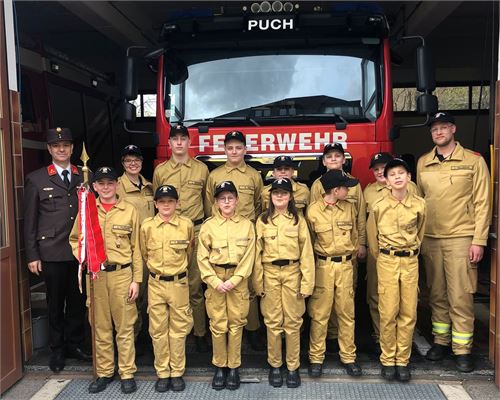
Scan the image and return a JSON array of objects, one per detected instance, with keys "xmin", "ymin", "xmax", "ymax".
[{"xmin": 77, "ymin": 186, "xmax": 106, "ymax": 288}]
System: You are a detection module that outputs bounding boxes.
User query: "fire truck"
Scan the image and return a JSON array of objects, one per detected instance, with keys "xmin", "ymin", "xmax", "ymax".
[{"xmin": 123, "ymin": 1, "xmax": 437, "ymax": 186}]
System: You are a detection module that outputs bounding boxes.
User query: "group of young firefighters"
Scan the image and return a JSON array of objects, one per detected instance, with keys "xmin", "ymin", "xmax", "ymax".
[{"xmin": 26, "ymin": 111, "xmax": 491, "ymax": 395}]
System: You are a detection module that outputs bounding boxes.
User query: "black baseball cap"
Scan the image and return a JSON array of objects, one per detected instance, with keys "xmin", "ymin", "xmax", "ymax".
[
  {"xmin": 323, "ymin": 142, "xmax": 344, "ymax": 156},
  {"xmin": 154, "ymin": 184, "xmax": 179, "ymax": 200},
  {"xmin": 271, "ymin": 177, "xmax": 293, "ymax": 193},
  {"xmin": 169, "ymin": 124, "xmax": 189, "ymax": 138},
  {"xmin": 369, "ymin": 152, "xmax": 393, "ymax": 169},
  {"xmin": 428, "ymin": 112, "xmax": 455, "ymax": 127},
  {"xmin": 320, "ymin": 169, "xmax": 358, "ymax": 191},
  {"xmin": 384, "ymin": 158, "xmax": 410, "ymax": 177},
  {"xmin": 273, "ymin": 155, "xmax": 294, "ymax": 169},
  {"xmin": 214, "ymin": 181, "xmax": 238, "ymax": 198},
  {"xmin": 47, "ymin": 127, "xmax": 73, "ymax": 144},
  {"xmin": 93, "ymin": 166, "xmax": 118, "ymax": 182},
  {"xmin": 121, "ymin": 144, "xmax": 142, "ymax": 158},
  {"xmin": 224, "ymin": 130, "xmax": 246, "ymax": 145}
]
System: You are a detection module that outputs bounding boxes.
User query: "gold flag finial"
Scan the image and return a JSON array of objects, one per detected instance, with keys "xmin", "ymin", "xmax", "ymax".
[{"xmin": 81, "ymin": 143, "xmax": 90, "ymax": 184}]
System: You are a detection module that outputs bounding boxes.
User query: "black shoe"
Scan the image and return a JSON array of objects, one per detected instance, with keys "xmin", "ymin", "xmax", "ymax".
[
  {"xmin": 171, "ymin": 377, "xmax": 186, "ymax": 392},
  {"xmin": 66, "ymin": 346, "xmax": 92, "ymax": 362},
  {"xmin": 248, "ymin": 330, "xmax": 266, "ymax": 351},
  {"xmin": 49, "ymin": 351, "xmax": 65, "ymax": 373},
  {"xmin": 121, "ymin": 378, "xmax": 137, "ymax": 394},
  {"xmin": 326, "ymin": 339, "xmax": 340, "ymax": 354},
  {"xmin": 396, "ymin": 366, "xmax": 411, "ymax": 382},
  {"xmin": 342, "ymin": 361, "xmax": 362, "ymax": 377},
  {"xmin": 212, "ymin": 367, "xmax": 226, "ymax": 390},
  {"xmin": 426, "ymin": 344, "xmax": 450, "ymax": 361},
  {"xmin": 195, "ymin": 335, "xmax": 210, "ymax": 353},
  {"xmin": 155, "ymin": 378, "xmax": 170, "ymax": 392},
  {"xmin": 455, "ymin": 354, "xmax": 474, "ymax": 372},
  {"xmin": 268, "ymin": 367, "xmax": 282, "ymax": 387},
  {"xmin": 286, "ymin": 369, "xmax": 301, "ymax": 388},
  {"xmin": 88, "ymin": 376, "xmax": 113, "ymax": 394},
  {"xmin": 308, "ymin": 363, "xmax": 323, "ymax": 378},
  {"xmin": 226, "ymin": 368, "xmax": 240, "ymax": 390},
  {"xmin": 381, "ymin": 366, "xmax": 396, "ymax": 381}
]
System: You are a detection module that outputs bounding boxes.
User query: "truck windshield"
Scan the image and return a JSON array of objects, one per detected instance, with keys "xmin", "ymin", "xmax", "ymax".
[{"xmin": 170, "ymin": 51, "xmax": 381, "ymax": 125}]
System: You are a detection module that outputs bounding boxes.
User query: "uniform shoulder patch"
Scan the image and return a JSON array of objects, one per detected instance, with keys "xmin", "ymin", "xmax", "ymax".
[
  {"xmin": 47, "ymin": 164, "xmax": 57, "ymax": 176},
  {"xmin": 71, "ymin": 165, "xmax": 79, "ymax": 174}
]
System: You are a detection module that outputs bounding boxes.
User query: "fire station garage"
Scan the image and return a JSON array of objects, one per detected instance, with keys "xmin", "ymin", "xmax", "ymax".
[{"xmin": 1, "ymin": 0, "xmax": 499, "ymax": 396}]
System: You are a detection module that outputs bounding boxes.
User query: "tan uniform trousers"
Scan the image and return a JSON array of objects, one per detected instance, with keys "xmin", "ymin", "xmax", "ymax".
[
  {"xmin": 366, "ymin": 252, "xmax": 380, "ymax": 341},
  {"xmin": 377, "ymin": 253, "xmax": 418, "ymax": 366},
  {"xmin": 421, "ymin": 236, "xmax": 477, "ymax": 354},
  {"xmin": 189, "ymin": 224, "xmax": 207, "ymax": 337},
  {"xmin": 308, "ymin": 258, "xmax": 356, "ymax": 364},
  {"xmin": 327, "ymin": 258, "xmax": 358, "ymax": 339},
  {"xmin": 148, "ymin": 276, "xmax": 194, "ymax": 378},
  {"xmin": 86, "ymin": 267, "xmax": 137, "ymax": 379},
  {"xmin": 205, "ymin": 267, "xmax": 250, "ymax": 368},
  {"xmin": 260, "ymin": 263, "xmax": 305, "ymax": 371}
]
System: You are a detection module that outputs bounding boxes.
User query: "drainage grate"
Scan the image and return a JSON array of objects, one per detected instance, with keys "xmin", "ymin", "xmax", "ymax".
[{"xmin": 55, "ymin": 380, "xmax": 446, "ymax": 399}]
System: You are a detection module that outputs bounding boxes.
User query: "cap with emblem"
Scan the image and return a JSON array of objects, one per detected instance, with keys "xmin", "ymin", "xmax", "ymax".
[
  {"xmin": 121, "ymin": 144, "xmax": 142, "ymax": 158},
  {"xmin": 320, "ymin": 169, "xmax": 358, "ymax": 191},
  {"xmin": 46, "ymin": 127, "xmax": 73, "ymax": 144},
  {"xmin": 273, "ymin": 155, "xmax": 294, "ymax": 169},
  {"xmin": 323, "ymin": 142, "xmax": 344, "ymax": 156},
  {"xmin": 169, "ymin": 124, "xmax": 189, "ymax": 138},
  {"xmin": 214, "ymin": 181, "xmax": 238, "ymax": 198},
  {"xmin": 428, "ymin": 111, "xmax": 455, "ymax": 127},
  {"xmin": 383, "ymin": 158, "xmax": 410, "ymax": 177},
  {"xmin": 93, "ymin": 166, "xmax": 118, "ymax": 182},
  {"xmin": 369, "ymin": 152, "xmax": 393, "ymax": 169},
  {"xmin": 224, "ymin": 130, "xmax": 246, "ymax": 145},
  {"xmin": 154, "ymin": 184, "xmax": 179, "ymax": 200},
  {"xmin": 271, "ymin": 177, "xmax": 292, "ymax": 193}
]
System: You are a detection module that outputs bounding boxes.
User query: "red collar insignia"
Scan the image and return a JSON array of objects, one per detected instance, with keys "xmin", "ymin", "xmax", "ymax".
[
  {"xmin": 47, "ymin": 164, "xmax": 57, "ymax": 176},
  {"xmin": 71, "ymin": 165, "xmax": 79, "ymax": 174}
]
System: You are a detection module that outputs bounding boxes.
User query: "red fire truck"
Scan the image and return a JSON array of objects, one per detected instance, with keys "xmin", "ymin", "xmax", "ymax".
[{"xmin": 123, "ymin": 1, "xmax": 437, "ymax": 186}]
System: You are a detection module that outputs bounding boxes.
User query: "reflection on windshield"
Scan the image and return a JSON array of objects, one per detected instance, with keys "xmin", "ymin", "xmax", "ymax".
[{"xmin": 171, "ymin": 54, "xmax": 378, "ymax": 123}]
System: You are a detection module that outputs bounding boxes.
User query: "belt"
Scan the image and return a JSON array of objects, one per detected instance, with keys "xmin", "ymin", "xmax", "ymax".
[
  {"xmin": 150, "ymin": 271, "xmax": 187, "ymax": 281},
  {"xmin": 193, "ymin": 218, "xmax": 204, "ymax": 226},
  {"xmin": 316, "ymin": 254, "xmax": 352, "ymax": 262},
  {"xmin": 103, "ymin": 263, "xmax": 130, "ymax": 272},
  {"xmin": 270, "ymin": 259, "xmax": 299, "ymax": 267},
  {"xmin": 380, "ymin": 248, "xmax": 418, "ymax": 257},
  {"xmin": 214, "ymin": 263, "xmax": 237, "ymax": 269}
]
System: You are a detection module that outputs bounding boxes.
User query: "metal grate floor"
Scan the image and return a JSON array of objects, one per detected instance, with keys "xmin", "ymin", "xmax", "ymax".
[{"xmin": 55, "ymin": 380, "xmax": 446, "ymax": 400}]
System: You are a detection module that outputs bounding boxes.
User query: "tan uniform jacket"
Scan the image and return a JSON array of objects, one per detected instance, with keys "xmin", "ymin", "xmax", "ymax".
[
  {"xmin": 307, "ymin": 200, "xmax": 358, "ymax": 257},
  {"xmin": 367, "ymin": 192, "xmax": 427, "ymax": 258},
  {"xmin": 310, "ymin": 173, "xmax": 366, "ymax": 246},
  {"xmin": 69, "ymin": 197, "xmax": 143, "ymax": 283},
  {"xmin": 205, "ymin": 162, "xmax": 263, "ymax": 221},
  {"xmin": 198, "ymin": 211, "xmax": 256, "ymax": 289},
  {"xmin": 152, "ymin": 157, "xmax": 209, "ymax": 221},
  {"xmin": 253, "ymin": 212, "xmax": 315, "ymax": 296},
  {"xmin": 364, "ymin": 181, "xmax": 421, "ymax": 214},
  {"xmin": 140, "ymin": 214, "xmax": 194, "ymax": 276},
  {"xmin": 261, "ymin": 180, "xmax": 310, "ymax": 213},
  {"xmin": 117, "ymin": 173, "xmax": 155, "ymax": 224},
  {"xmin": 416, "ymin": 142, "xmax": 491, "ymax": 246}
]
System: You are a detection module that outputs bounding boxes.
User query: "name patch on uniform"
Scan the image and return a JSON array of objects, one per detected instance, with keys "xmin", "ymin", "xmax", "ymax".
[
  {"xmin": 337, "ymin": 221, "xmax": 352, "ymax": 227},
  {"xmin": 188, "ymin": 180, "xmax": 203, "ymax": 186},
  {"xmin": 170, "ymin": 240, "xmax": 190, "ymax": 244},
  {"xmin": 112, "ymin": 224, "xmax": 132, "ymax": 231},
  {"xmin": 43, "ymin": 187, "xmax": 54, "ymax": 191},
  {"xmin": 451, "ymin": 165, "xmax": 473, "ymax": 170},
  {"xmin": 239, "ymin": 185, "xmax": 254, "ymax": 191}
]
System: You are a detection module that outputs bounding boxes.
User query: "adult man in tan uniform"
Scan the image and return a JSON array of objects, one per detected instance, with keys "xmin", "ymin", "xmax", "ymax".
[
  {"xmin": 417, "ymin": 112, "xmax": 490, "ymax": 372},
  {"xmin": 205, "ymin": 131, "xmax": 264, "ymax": 350},
  {"xmin": 153, "ymin": 124, "xmax": 210, "ymax": 352},
  {"xmin": 69, "ymin": 167, "xmax": 142, "ymax": 394}
]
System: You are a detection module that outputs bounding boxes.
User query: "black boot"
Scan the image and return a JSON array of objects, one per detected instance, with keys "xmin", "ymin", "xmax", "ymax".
[
  {"xmin": 195, "ymin": 335, "xmax": 210, "ymax": 353},
  {"xmin": 286, "ymin": 369, "xmax": 301, "ymax": 388},
  {"xmin": 88, "ymin": 376, "xmax": 113, "ymax": 394},
  {"xmin": 170, "ymin": 377, "xmax": 186, "ymax": 392},
  {"xmin": 49, "ymin": 351, "xmax": 65, "ymax": 373},
  {"xmin": 154, "ymin": 378, "xmax": 170, "ymax": 392},
  {"xmin": 308, "ymin": 363, "xmax": 323, "ymax": 378},
  {"xmin": 226, "ymin": 368, "xmax": 240, "ymax": 390},
  {"xmin": 381, "ymin": 366, "xmax": 396, "ymax": 381},
  {"xmin": 212, "ymin": 367, "xmax": 226, "ymax": 390},
  {"xmin": 248, "ymin": 330, "xmax": 266, "ymax": 351},
  {"xmin": 455, "ymin": 354, "xmax": 474, "ymax": 372},
  {"xmin": 268, "ymin": 367, "xmax": 282, "ymax": 387},
  {"xmin": 120, "ymin": 378, "xmax": 137, "ymax": 394},
  {"xmin": 342, "ymin": 361, "xmax": 362, "ymax": 377},
  {"xmin": 426, "ymin": 344, "xmax": 450, "ymax": 361},
  {"xmin": 396, "ymin": 366, "xmax": 411, "ymax": 382}
]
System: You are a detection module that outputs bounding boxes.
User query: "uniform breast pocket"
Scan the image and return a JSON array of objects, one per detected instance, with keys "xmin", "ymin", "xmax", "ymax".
[
  {"xmin": 169, "ymin": 241, "xmax": 189, "ymax": 259},
  {"xmin": 235, "ymin": 237, "xmax": 250, "ymax": 258},
  {"xmin": 379, "ymin": 222, "xmax": 398, "ymax": 236},
  {"xmin": 238, "ymin": 186, "xmax": 255, "ymax": 202},
  {"xmin": 39, "ymin": 191, "xmax": 60, "ymax": 212},
  {"xmin": 112, "ymin": 227, "xmax": 131, "ymax": 250},
  {"xmin": 335, "ymin": 222, "xmax": 353, "ymax": 246},
  {"xmin": 147, "ymin": 242, "xmax": 162, "ymax": 260},
  {"xmin": 283, "ymin": 227, "xmax": 300, "ymax": 256},
  {"xmin": 315, "ymin": 223, "xmax": 333, "ymax": 248},
  {"xmin": 210, "ymin": 239, "xmax": 229, "ymax": 263},
  {"xmin": 450, "ymin": 172, "xmax": 472, "ymax": 194}
]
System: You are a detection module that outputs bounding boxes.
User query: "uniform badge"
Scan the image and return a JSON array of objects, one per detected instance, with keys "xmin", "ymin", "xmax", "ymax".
[
  {"xmin": 43, "ymin": 187, "xmax": 54, "ymax": 191},
  {"xmin": 47, "ymin": 164, "xmax": 57, "ymax": 176},
  {"xmin": 71, "ymin": 165, "xmax": 79, "ymax": 174}
]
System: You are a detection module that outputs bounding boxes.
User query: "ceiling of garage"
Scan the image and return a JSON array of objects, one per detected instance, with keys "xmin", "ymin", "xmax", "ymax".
[{"xmin": 14, "ymin": 1, "xmax": 498, "ymax": 86}]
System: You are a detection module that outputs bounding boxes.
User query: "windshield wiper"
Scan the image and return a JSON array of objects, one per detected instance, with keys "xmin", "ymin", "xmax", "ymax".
[
  {"xmin": 254, "ymin": 113, "xmax": 349, "ymax": 128},
  {"xmin": 182, "ymin": 116, "xmax": 260, "ymax": 127}
]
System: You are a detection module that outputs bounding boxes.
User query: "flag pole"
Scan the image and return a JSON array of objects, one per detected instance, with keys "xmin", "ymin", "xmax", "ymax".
[{"xmin": 81, "ymin": 144, "xmax": 97, "ymax": 379}]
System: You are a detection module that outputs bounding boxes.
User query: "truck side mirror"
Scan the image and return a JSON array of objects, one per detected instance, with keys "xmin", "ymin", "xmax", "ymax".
[
  {"xmin": 416, "ymin": 45, "xmax": 435, "ymax": 92},
  {"xmin": 123, "ymin": 56, "xmax": 138, "ymax": 100},
  {"xmin": 122, "ymin": 101, "xmax": 136, "ymax": 123},
  {"xmin": 165, "ymin": 50, "xmax": 188, "ymax": 85},
  {"xmin": 416, "ymin": 93, "xmax": 438, "ymax": 115}
]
